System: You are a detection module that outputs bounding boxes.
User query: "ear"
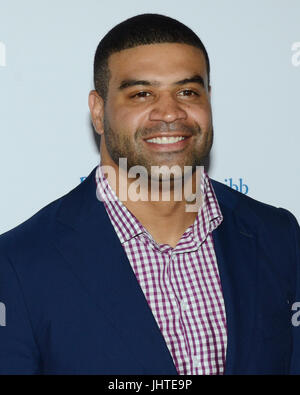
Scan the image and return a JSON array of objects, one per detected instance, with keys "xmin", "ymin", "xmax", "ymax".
[
  {"xmin": 208, "ymin": 85, "xmax": 212, "ymax": 101},
  {"xmin": 88, "ymin": 90, "xmax": 105, "ymax": 135}
]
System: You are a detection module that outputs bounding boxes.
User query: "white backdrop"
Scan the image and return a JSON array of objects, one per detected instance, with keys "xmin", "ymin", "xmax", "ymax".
[{"xmin": 0, "ymin": 0, "xmax": 299, "ymax": 235}]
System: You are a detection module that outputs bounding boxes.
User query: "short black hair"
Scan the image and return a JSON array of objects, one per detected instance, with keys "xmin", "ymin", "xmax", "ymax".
[{"xmin": 93, "ymin": 13, "xmax": 210, "ymax": 101}]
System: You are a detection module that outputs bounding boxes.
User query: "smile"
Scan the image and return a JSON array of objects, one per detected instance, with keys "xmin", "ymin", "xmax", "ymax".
[
  {"xmin": 143, "ymin": 135, "xmax": 191, "ymax": 152},
  {"xmin": 145, "ymin": 136, "xmax": 187, "ymax": 144}
]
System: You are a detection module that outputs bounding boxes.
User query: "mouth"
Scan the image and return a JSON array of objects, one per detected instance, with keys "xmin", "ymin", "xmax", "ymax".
[{"xmin": 143, "ymin": 134, "xmax": 192, "ymax": 152}]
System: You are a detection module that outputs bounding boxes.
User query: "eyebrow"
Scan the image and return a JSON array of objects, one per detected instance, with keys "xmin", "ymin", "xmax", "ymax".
[{"xmin": 118, "ymin": 74, "xmax": 205, "ymax": 90}]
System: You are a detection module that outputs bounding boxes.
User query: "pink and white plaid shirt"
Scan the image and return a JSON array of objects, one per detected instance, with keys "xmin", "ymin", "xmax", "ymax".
[{"xmin": 95, "ymin": 165, "xmax": 227, "ymax": 375}]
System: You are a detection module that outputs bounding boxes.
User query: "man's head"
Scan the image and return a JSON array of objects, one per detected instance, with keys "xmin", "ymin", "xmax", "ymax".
[{"xmin": 89, "ymin": 13, "xmax": 213, "ymax": 178}]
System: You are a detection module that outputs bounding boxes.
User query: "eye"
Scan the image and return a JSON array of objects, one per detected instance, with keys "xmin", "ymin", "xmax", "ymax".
[
  {"xmin": 130, "ymin": 91, "xmax": 152, "ymax": 99},
  {"xmin": 178, "ymin": 89, "xmax": 199, "ymax": 97}
]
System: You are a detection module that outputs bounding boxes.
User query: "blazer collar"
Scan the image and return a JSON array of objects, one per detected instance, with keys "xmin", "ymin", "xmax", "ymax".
[{"xmin": 56, "ymin": 166, "xmax": 260, "ymax": 235}]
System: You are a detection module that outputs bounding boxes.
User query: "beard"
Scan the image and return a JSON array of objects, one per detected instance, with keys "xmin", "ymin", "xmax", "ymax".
[{"xmin": 102, "ymin": 115, "xmax": 213, "ymax": 181}]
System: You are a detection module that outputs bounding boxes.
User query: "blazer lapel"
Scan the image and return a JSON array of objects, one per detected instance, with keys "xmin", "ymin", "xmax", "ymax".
[
  {"xmin": 212, "ymin": 181, "xmax": 258, "ymax": 374},
  {"xmin": 53, "ymin": 167, "xmax": 178, "ymax": 374}
]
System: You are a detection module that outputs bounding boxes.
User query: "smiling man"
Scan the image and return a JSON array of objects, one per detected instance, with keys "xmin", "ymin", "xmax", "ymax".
[{"xmin": 0, "ymin": 14, "xmax": 300, "ymax": 375}]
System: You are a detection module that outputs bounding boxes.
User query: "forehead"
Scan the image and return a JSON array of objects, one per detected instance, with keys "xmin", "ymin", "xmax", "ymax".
[{"xmin": 107, "ymin": 43, "xmax": 208, "ymax": 86}]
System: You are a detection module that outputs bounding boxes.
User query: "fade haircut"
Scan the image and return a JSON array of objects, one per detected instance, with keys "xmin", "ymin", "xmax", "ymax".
[{"xmin": 93, "ymin": 13, "xmax": 210, "ymax": 102}]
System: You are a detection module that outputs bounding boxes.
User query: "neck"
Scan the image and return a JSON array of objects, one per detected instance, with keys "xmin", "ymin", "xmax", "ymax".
[{"xmin": 99, "ymin": 156, "xmax": 204, "ymax": 248}]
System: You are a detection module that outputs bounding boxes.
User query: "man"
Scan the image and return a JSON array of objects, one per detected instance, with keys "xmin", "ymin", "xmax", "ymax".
[{"xmin": 0, "ymin": 13, "xmax": 300, "ymax": 375}]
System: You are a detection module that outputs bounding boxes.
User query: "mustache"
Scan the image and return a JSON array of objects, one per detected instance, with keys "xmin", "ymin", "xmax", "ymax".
[{"xmin": 136, "ymin": 122, "xmax": 201, "ymax": 139}]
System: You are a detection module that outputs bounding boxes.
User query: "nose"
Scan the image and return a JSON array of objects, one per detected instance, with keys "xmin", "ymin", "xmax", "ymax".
[{"xmin": 149, "ymin": 92, "xmax": 187, "ymax": 123}]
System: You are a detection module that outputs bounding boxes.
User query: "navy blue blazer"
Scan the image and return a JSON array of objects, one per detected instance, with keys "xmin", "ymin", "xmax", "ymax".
[{"xmin": 0, "ymin": 166, "xmax": 300, "ymax": 375}]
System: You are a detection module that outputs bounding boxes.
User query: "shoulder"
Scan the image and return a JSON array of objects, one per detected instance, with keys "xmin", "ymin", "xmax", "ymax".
[
  {"xmin": 0, "ymin": 174, "xmax": 92, "ymax": 262},
  {"xmin": 210, "ymin": 178, "xmax": 299, "ymax": 230},
  {"xmin": 0, "ymin": 194, "xmax": 63, "ymax": 260},
  {"xmin": 211, "ymin": 178, "xmax": 300, "ymax": 293},
  {"xmin": 0, "ymin": 167, "xmax": 98, "ymax": 255}
]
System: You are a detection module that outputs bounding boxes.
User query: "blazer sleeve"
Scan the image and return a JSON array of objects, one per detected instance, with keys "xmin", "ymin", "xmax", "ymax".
[
  {"xmin": 284, "ymin": 210, "xmax": 300, "ymax": 374},
  {"xmin": 0, "ymin": 251, "xmax": 41, "ymax": 374}
]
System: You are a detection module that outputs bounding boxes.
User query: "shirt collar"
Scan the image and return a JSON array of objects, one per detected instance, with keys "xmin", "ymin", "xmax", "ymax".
[{"xmin": 95, "ymin": 164, "xmax": 223, "ymax": 248}]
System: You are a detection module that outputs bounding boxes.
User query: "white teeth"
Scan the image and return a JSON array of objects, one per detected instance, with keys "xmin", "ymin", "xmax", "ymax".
[{"xmin": 146, "ymin": 136, "xmax": 186, "ymax": 144}]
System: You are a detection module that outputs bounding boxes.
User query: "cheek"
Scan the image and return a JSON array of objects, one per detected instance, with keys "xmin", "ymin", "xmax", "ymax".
[
  {"xmin": 190, "ymin": 103, "xmax": 212, "ymax": 129},
  {"xmin": 107, "ymin": 102, "xmax": 149, "ymax": 133}
]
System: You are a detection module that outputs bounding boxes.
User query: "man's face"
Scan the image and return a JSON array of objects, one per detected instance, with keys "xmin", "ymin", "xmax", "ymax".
[{"xmin": 93, "ymin": 43, "xmax": 213, "ymax": 178}]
